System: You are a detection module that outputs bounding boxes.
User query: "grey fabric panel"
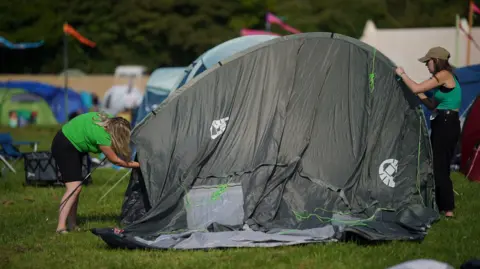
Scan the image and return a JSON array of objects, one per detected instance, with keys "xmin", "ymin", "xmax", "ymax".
[
  {"xmin": 132, "ymin": 227, "xmax": 336, "ymax": 249},
  {"xmin": 185, "ymin": 184, "xmax": 244, "ymax": 230},
  {"xmin": 109, "ymin": 32, "xmax": 439, "ymax": 249}
]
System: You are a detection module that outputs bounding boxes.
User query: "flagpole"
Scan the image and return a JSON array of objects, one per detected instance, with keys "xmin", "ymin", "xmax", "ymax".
[
  {"xmin": 467, "ymin": 0, "xmax": 474, "ymax": 66},
  {"xmin": 455, "ymin": 14, "xmax": 460, "ymax": 66},
  {"xmin": 63, "ymin": 23, "xmax": 69, "ymax": 123}
]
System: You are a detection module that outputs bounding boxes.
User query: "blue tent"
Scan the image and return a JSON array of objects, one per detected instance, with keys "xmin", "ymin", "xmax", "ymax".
[
  {"xmin": 132, "ymin": 67, "xmax": 186, "ymax": 126},
  {"xmin": 422, "ymin": 64, "xmax": 480, "ymax": 129},
  {"xmin": 0, "ymin": 80, "xmax": 88, "ymax": 123},
  {"xmin": 174, "ymin": 35, "xmax": 279, "ymax": 90}
]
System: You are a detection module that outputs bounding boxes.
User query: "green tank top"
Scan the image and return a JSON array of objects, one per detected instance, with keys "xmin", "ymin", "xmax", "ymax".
[{"xmin": 433, "ymin": 75, "xmax": 462, "ymax": 110}]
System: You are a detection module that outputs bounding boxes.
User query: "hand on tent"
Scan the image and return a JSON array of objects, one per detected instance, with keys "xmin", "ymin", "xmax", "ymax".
[
  {"xmin": 395, "ymin": 67, "xmax": 405, "ymax": 77},
  {"xmin": 128, "ymin": 161, "xmax": 140, "ymax": 168}
]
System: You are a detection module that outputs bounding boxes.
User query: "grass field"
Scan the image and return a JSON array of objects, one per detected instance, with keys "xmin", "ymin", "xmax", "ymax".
[{"xmin": 1, "ymin": 126, "xmax": 479, "ymax": 269}]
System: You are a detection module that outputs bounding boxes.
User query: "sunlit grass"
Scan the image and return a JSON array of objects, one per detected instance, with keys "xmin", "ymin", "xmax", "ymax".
[{"xmin": 0, "ymin": 126, "xmax": 478, "ymax": 269}]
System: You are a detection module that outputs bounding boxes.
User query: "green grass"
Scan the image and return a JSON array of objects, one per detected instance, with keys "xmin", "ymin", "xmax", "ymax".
[{"xmin": 1, "ymin": 126, "xmax": 479, "ymax": 269}]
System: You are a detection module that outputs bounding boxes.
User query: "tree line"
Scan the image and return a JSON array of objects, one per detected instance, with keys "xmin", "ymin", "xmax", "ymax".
[{"xmin": 0, "ymin": 0, "xmax": 476, "ymax": 74}]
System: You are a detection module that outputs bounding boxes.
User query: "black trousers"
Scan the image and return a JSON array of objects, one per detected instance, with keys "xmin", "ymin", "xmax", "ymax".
[{"xmin": 430, "ymin": 109, "xmax": 460, "ymax": 212}]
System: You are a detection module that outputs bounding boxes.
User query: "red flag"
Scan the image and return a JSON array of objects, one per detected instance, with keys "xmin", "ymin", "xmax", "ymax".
[
  {"xmin": 63, "ymin": 23, "xmax": 96, "ymax": 48},
  {"xmin": 459, "ymin": 23, "xmax": 480, "ymax": 51},
  {"xmin": 240, "ymin": 29, "xmax": 280, "ymax": 36},
  {"xmin": 266, "ymin": 12, "xmax": 301, "ymax": 34}
]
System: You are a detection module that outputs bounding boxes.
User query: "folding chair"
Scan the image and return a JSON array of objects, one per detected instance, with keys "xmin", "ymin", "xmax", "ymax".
[{"xmin": 0, "ymin": 133, "xmax": 39, "ymax": 176}]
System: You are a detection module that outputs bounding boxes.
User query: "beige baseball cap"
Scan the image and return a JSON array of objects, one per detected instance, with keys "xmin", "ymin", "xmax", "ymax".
[{"xmin": 418, "ymin": 47, "xmax": 450, "ymax": 62}]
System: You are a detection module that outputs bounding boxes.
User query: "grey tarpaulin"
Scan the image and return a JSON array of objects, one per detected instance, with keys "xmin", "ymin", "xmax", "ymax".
[{"xmin": 92, "ymin": 32, "xmax": 440, "ymax": 250}]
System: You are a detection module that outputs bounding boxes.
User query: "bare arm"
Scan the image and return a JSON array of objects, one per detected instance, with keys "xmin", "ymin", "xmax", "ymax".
[
  {"xmin": 99, "ymin": 145, "xmax": 140, "ymax": 168},
  {"xmin": 417, "ymin": 93, "xmax": 438, "ymax": 110},
  {"xmin": 397, "ymin": 69, "xmax": 450, "ymax": 94}
]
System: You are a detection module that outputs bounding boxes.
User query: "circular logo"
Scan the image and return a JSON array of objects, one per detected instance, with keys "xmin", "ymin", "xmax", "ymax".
[{"xmin": 379, "ymin": 159, "xmax": 398, "ymax": 188}]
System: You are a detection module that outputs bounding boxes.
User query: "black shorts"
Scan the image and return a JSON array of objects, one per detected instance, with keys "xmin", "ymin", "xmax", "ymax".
[{"xmin": 51, "ymin": 130, "xmax": 87, "ymax": 183}]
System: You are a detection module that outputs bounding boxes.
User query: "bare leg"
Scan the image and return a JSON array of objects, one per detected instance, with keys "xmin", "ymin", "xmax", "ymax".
[
  {"xmin": 57, "ymin": 181, "xmax": 82, "ymax": 232},
  {"xmin": 68, "ymin": 195, "xmax": 80, "ymax": 230}
]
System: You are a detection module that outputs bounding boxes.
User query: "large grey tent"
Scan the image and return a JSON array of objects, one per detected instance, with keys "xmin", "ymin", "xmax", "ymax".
[{"xmin": 92, "ymin": 33, "xmax": 439, "ymax": 250}]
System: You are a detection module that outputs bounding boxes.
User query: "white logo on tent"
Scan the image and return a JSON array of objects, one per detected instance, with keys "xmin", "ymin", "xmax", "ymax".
[
  {"xmin": 379, "ymin": 159, "xmax": 398, "ymax": 188},
  {"xmin": 210, "ymin": 117, "xmax": 229, "ymax": 140},
  {"xmin": 27, "ymin": 172, "xmax": 35, "ymax": 178}
]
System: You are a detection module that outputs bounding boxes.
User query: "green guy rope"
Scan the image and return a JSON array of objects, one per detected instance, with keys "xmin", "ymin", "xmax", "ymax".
[
  {"xmin": 211, "ymin": 184, "xmax": 229, "ymax": 201},
  {"xmin": 369, "ymin": 48, "xmax": 377, "ymax": 93}
]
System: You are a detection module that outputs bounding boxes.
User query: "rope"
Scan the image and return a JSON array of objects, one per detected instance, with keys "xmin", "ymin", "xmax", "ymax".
[
  {"xmin": 58, "ymin": 157, "xmax": 106, "ymax": 212},
  {"xmin": 292, "ymin": 207, "xmax": 394, "ymax": 227},
  {"xmin": 98, "ymin": 169, "xmax": 131, "ymax": 202},
  {"xmin": 369, "ymin": 48, "xmax": 376, "ymax": 93},
  {"xmin": 210, "ymin": 184, "xmax": 229, "ymax": 201}
]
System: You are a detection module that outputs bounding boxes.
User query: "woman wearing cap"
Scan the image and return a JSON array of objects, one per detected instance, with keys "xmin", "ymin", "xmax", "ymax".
[{"xmin": 395, "ymin": 47, "xmax": 461, "ymax": 218}]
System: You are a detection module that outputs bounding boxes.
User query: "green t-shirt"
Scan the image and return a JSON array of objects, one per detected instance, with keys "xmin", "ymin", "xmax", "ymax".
[{"xmin": 62, "ymin": 112, "xmax": 113, "ymax": 153}]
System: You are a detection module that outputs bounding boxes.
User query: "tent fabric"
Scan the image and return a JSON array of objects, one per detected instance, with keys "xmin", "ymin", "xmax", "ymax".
[
  {"xmin": 133, "ymin": 67, "xmax": 186, "ymax": 127},
  {"xmin": 93, "ymin": 32, "xmax": 439, "ymax": 250},
  {"xmin": 0, "ymin": 81, "xmax": 88, "ymax": 123},
  {"xmin": 146, "ymin": 67, "xmax": 186, "ymax": 94},
  {"xmin": 174, "ymin": 35, "xmax": 279, "ymax": 90},
  {"xmin": 80, "ymin": 91, "xmax": 93, "ymax": 110},
  {"xmin": 460, "ymin": 96, "xmax": 480, "ymax": 182},
  {"xmin": 0, "ymin": 88, "xmax": 58, "ymax": 125},
  {"xmin": 422, "ymin": 64, "xmax": 480, "ymax": 129}
]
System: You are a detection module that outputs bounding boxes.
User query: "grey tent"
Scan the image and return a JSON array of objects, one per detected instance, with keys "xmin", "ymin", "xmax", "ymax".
[{"xmin": 92, "ymin": 32, "xmax": 439, "ymax": 250}]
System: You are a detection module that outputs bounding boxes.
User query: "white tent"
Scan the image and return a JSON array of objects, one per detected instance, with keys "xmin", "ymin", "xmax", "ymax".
[{"xmin": 360, "ymin": 18, "xmax": 480, "ymax": 82}]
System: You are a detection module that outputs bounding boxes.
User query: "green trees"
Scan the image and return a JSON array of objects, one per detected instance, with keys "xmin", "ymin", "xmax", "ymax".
[{"xmin": 0, "ymin": 0, "xmax": 475, "ymax": 74}]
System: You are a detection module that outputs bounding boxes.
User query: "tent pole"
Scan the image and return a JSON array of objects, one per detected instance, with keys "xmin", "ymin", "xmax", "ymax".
[
  {"xmin": 455, "ymin": 14, "xmax": 460, "ymax": 66},
  {"xmin": 467, "ymin": 0, "xmax": 474, "ymax": 66},
  {"xmin": 63, "ymin": 28, "xmax": 69, "ymax": 123}
]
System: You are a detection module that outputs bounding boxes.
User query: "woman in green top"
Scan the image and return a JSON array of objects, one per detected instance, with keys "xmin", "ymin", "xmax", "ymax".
[
  {"xmin": 395, "ymin": 47, "xmax": 461, "ymax": 218},
  {"xmin": 51, "ymin": 111, "xmax": 140, "ymax": 234}
]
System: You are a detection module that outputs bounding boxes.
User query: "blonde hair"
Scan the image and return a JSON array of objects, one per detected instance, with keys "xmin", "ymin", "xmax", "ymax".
[{"xmin": 95, "ymin": 112, "xmax": 132, "ymax": 161}]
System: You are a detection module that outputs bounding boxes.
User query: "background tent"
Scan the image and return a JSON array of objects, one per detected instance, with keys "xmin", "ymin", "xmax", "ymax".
[
  {"xmin": 94, "ymin": 33, "xmax": 438, "ymax": 250},
  {"xmin": 422, "ymin": 64, "xmax": 480, "ymax": 129},
  {"xmin": 0, "ymin": 80, "xmax": 88, "ymax": 124},
  {"xmin": 174, "ymin": 35, "xmax": 279, "ymax": 90},
  {"xmin": 0, "ymin": 88, "xmax": 57, "ymax": 126},
  {"xmin": 133, "ymin": 67, "xmax": 186, "ymax": 126},
  {"xmin": 460, "ymin": 96, "xmax": 480, "ymax": 182}
]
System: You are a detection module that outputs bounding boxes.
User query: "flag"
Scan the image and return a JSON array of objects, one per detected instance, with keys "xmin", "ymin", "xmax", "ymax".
[
  {"xmin": 240, "ymin": 29, "xmax": 280, "ymax": 36},
  {"xmin": 63, "ymin": 23, "xmax": 96, "ymax": 48},
  {"xmin": 472, "ymin": 2, "xmax": 480, "ymax": 15},
  {"xmin": 459, "ymin": 22, "xmax": 480, "ymax": 51},
  {"xmin": 0, "ymin": 36, "xmax": 44, "ymax": 49},
  {"xmin": 266, "ymin": 12, "xmax": 301, "ymax": 34}
]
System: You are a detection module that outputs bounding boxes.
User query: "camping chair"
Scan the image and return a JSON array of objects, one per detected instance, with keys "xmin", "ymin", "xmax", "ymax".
[{"xmin": 0, "ymin": 133, "xmax": 38, "ymax": 176}]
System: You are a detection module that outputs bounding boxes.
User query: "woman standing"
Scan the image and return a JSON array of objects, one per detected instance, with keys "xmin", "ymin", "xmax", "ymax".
[
  {"xmin": 395, "ymin": 47, "xmax": 461, "ymax": 218},
  {"xmin": 51, "ymin": 111, "xmax": 140, "ymax": 234}
]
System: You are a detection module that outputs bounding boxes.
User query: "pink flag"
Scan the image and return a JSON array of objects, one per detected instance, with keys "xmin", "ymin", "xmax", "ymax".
[
  {"xmin": 240, "ymin": 29, "xmax": 280, "ymax": 36},
  {"xmin": 266, "ymin": 12, "xmax": 301, "ymax": 34},
  {"xmin": 472, "ymin": 2, "xmax": 480, "ymax": 15}
]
